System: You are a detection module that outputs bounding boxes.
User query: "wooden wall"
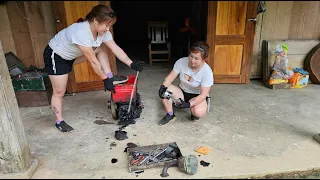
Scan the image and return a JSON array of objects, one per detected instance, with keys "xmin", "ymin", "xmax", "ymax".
[
  {"xmin": 251, "ymin": 1, "xmax": 320, "ymax": 78},
  {"xmin": 1, "ymin": 1, "xmax": 319, "ymax": 79},
  {"xmin": 0, "ymin": 1, "xmax": 56, "ymax": 68}
]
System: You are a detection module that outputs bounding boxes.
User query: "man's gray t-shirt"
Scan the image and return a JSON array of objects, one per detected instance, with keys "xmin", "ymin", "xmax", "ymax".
[
  {"xmin": 173, "ymin": 57, "xmax": 214, "ymax": 94},
  {"xmin": 48, "ymin": 21, "xmax": 113, "ymax": 60}
]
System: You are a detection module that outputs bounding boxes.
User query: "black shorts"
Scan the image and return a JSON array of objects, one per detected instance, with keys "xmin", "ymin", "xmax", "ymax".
[
  {"xmin": 181, "ymin": 90, "xmax": 198, "ymax": 102},
  {"xmin": 43, "ymin": 45, "xmax": 75, "ymax": 75},
  {"xmin": 180, "ymin": 87, "xmax": 209, "ymax": 103}
]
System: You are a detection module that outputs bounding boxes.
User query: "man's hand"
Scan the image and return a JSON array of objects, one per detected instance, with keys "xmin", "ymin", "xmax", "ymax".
[
  {"xmin": 103, "ymin": 78, "xmax": 115, "ymax": 93},
  {"xmin": 158, "ymin": 85, "xmax": 167, "ymax": 99},
  {"xmin": 175, "ymin": 98, "xmax": 190, "ymax": 109},
  {"xmin": 130, "ymin": 61, "xmax": 143, "ymax": 72}
]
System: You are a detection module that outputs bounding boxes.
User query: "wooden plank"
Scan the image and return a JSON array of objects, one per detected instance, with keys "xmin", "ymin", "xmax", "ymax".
[
  {"xmin": 250, "ymin": 12, "xmax": 263, "ymax": 77},
  {"xmin": 260, "ymin": 1, "xmax": 278, "ymax": 40},
  {"xmin": 215, "ymin": 1, "xmax": 229, "ymax": 35},
  {"xmin": 215, "ymin": 35, "xmax": 245, "ymax": 45},
  {"xmin": 229, "ymin": 1, "xmax": 247, "ymax": 35},
  {"xmin": 266, "ymin": 40, "xmax": 320, "ymax": 55},
  {"xmin": 214, "ymin": 45, "xmax": 243, "ymax": 75},
  {"xmin": 24, "ymin": 1, "xmax": 48, "ymax": 68},
  {"xmin": 213, "ymin": 75, "xmax": 242, "ymax": 83},
  {"xmin": 75, "ymin": 81, "xmax": 104, "ymax": 92},
  {"xmin": 64, "ymin": 1, "xmax": 98, "ymax": 26},
  {"xmin": 6, "ymin": 1, "xmax": 35, "ymax": 68},
  {"xmin": 41, "ymin": 1, "xmax": 57, "ymax": 44},
  {"xmin": 150, "ymin": 51, "xmax": 169, "ymax": 54},
  {"xmin": 52, "ymin": 1, "xmax": 67, "ymax": 32},
  {"xmin": 29, "ymin": 33, "xmax": 48, "ymax": 68},
  {"xmin": 299, "ymin": 1, "xmax": 319, "ymax": 39},
  {"xmin": 312, "ymin": 3, "xmax": 320, "ymax": 39},
  {"xmin": 289, "ymin": 1, "xmax": 318, "ymax": 39},
  {"xmin": 149, "ymin": 59, "xmax": 171, "ymax": 62},
  {"xmin": 273, "ymin": 1, "xmax": 293, "ymax": 40},
  {"xmin": 0, "ymin": 5, "xmax": 16, "ymax": 54},
  {"xmin": 241, "ymin": 1, "xmax": 257, "ymax": 84},
  {"xmin": 206, "ymin": 1, "xmax": 217, "ymax": 75},
  {"xmin": 15, "ymin": 87, "xmax": 52, "ymax": 107},
  {"xmin": 74, "ymin": 61, "xmax": 90, "ymax": 83},
  {"xmin": 216, "ymin": 1, "xmax": 247, "ymax": 35}
]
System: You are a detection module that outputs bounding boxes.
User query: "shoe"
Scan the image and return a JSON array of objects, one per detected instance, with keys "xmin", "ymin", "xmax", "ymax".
[
  {"xmin": 113, "ymin": 75, "xmax": 128, "ymax": 85},
  {"xmin": 190, "ymin": 114, "xmax": 200, "ymax": 121},
  {"xmin": 55, "ymin": 121, "xmax": 74, "ymax": 132},
  {"xmin": 158, "ymin": 114, "xmax": 176, "ymax": 126}
]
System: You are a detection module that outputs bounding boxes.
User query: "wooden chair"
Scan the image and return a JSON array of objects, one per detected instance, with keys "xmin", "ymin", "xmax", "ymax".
[{"xmin": 148, "ymin": 21, "xmax": 171, "ymax": 65}]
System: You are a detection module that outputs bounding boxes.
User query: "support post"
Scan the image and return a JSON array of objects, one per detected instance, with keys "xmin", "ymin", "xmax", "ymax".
[{"xmin": 0, "ymin": 41, "xmax": 38, "ymax": 178}]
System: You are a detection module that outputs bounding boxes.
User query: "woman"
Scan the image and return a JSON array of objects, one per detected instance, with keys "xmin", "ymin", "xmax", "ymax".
[
  {"xmin": 158, "ymin": 41, "xmax": 213, "ymax": 126},
  {"xmin": 43, "ymin": 5, "xmax": 143, "ymax": 132}
]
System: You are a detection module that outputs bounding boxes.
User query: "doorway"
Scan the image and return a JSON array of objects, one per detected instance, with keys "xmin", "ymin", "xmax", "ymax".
[{"xmin": 110, "ymin": 1, "xmax": 208, "ymax": 66}]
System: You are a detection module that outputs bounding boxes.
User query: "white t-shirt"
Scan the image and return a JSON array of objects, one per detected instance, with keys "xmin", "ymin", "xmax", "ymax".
[
  {"xmin": 173, "ymin": 57, "xmax": 214, "ymax": 94},
  {"xmin": 48, "ymin": 21, "xmax": 113, "ymax": 60}
]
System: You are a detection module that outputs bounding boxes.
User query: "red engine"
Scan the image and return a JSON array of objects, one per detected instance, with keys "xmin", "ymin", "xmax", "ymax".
[
  {"xmin": 112, "ymin": 74, "xmax": 137, "ymax": 103},
  {"xmin": 108, "ymin": 74, "xmax": 143, "ymax": 126}
]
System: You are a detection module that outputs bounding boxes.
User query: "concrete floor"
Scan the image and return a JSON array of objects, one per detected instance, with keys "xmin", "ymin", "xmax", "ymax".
[{"xmin": 19, "ymin": 62, "xmax": 320, "ymax": 179}]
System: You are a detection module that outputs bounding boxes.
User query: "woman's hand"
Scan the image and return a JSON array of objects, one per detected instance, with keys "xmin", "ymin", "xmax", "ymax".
[
  {"xmin": 103, "ymin": 77, "xmax": 115, "ymax": 93},
  {"xmin": 174, "ymin": 98, "xmax": 190, "ymax": 109},
  {"xmin": 158, "ymin": 85, "xmax": 167, "ymax": 99},
  {"xmin": 130, "ymin": 61, "xmax": 143, "ymax": 72}
]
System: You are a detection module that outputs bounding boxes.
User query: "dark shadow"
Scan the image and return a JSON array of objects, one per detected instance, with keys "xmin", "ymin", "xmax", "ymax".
[{"xmin": 110, "ymin": 1, "xmax": 208, "ymax": 67}]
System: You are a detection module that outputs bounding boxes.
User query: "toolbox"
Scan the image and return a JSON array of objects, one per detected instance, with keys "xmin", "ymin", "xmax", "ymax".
[
  {"xmin": 11, "ymin": 72, "xmax": 52, "ymax": 107},
  {"xmin": 126, "ymin": 142, "xmax": 182, "ymax": 173}
]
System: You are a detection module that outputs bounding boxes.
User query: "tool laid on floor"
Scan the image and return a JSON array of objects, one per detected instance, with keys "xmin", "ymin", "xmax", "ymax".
[
  {"xmin": 160, "ymin": 155, "xmax": 198, "ymax": 177},
  {"xmin": 137, "ymin": 148, "xmax": 161, "ymax": 166}
]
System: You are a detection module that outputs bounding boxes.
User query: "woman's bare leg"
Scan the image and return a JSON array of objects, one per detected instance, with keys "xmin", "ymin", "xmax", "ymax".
[
  {"xmin": 190, "ymin": 98, "xmax": 207, "ymax": 118},
  {"xmin": 162, "ymin": 85, "xmax": 184, "ymax": 113},
  {"xmin": 49, "ymin": 74, "xmax": 73, "ymax": 132},
  {"xmin": 49, "ymin": 74, "xmax": 68, "ymax": 121}
]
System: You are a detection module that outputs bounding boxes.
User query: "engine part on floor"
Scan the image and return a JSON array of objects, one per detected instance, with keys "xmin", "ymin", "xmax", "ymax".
[
  {"xmin": 107, "ymin": 73, "xmax": 144, "ymax": 126},
  {"xmin": 160, "ymin": 155, "xmax": 198, "ymax": 177},
  {"xmin": 114, "ymin": 130, "xmax": 128, "ymax": 140}
]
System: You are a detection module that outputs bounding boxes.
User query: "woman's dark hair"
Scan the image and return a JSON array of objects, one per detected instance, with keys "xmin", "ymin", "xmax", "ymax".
[
  {"xmin": 85, "ymin": 5, "xmax": 116, "ymax": 24},
  {"xmin": 190, "ymin": 41, "xmax": 210, "ymax": 59}
]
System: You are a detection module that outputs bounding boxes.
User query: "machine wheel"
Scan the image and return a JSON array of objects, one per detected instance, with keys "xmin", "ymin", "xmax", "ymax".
[{"xmin": 111, "ymin": 102, "xmax": 118, "ymax": 120}]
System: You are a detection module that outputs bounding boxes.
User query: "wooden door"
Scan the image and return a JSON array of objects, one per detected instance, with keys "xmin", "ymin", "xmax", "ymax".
[
  {"xmin": 207, "ymin": 1, "xmax": 257, "ymax": 83},
  {"xmin": 52, "ymin": 1, "xmax": 117, "ymax": 93}
]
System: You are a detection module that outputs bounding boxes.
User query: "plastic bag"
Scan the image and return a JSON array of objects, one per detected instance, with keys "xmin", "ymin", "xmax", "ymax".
[
  {"xmin": 268, "ymin": 43, "xmax": 293, "ymax": 84},
  {"xmin": 272, "ymin": 44, "xmax": 289, "ymax": 74}
]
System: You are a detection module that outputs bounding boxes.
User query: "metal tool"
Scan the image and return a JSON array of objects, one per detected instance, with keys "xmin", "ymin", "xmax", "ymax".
[
  {"xmin": 127, "ymin": 71, "xmax": 139, "ymax": 114},
  {"xmin": 161, "ymin": 89, "xmax": 182, "ymax": 106},
  {"xmin": 148, "ymin": 146, "xmax": 169, "ymax": 163},
  {"xmin": 207, "ymin": 96, "xmax": 211, "ymax": 112},
  {"xmin": 137, "ymin": 148, "xmax": 160, "ymax": 166}
]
